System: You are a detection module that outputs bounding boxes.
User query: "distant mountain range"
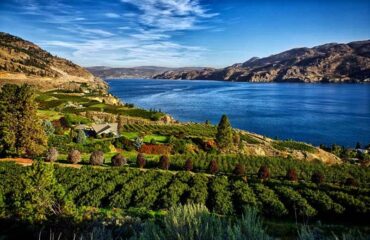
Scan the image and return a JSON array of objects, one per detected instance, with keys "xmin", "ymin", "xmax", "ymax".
[
  {"xmin": 87, "ymin": 66, "xmax": 205, "ymax": 79},
  {"xmin": 1, "ymin": 32, "xmax": 369, "ymax": 85},
  {"xmin": 0, "ymin": 32, "xmax": 106, "ymax": 90},
  {"xmin": 153, "ymin": 40, "xmax": 370, "ymax": 83}
]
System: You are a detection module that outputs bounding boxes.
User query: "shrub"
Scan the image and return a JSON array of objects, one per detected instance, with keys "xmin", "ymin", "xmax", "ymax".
[
  {"xmin": 136, "ymin": 153, "xmax": 146, "ymax": 168},
  {"xmin": 90, "ymin": 151, "xmax": 105, "ymax": 166},
  {"xmin": 184, "ymin": 159, "xmax": 193, "ymax": 171},
  {"xmin": 286, "ymin": 168, "xmax": 298, "ymax": 181},
  {"xmin": 311, "ymin": 172, "xmax": 324, "ymax": 184},
  {"xmin": 159, "ymin": 155, "xmax": 170, "ymax": 170},
  {"xmin": 208, "ymin": 160, "xmax": 219, "ymax": 174},
  {"xmin": 257, "ymin": 166, "xmax": 270, "ymax": 180},
  {"xmin": 67, "ymin": 149, "xmax": 81, "ymax": 164},
  {"xmin": 344, "ymin": 177, "xmax": 358, "ymax": 187},
  {"xmin": 139, "ymin": 144, "xmax": 171, "ymax": 155},
  {"xmin": 45, "ymin": 147, "xmax": 58, "ymax": 162},
  {"xmin": 111, "ymin": 153, "xmax": 127, "ymax": 167},
  {"xmin": 233, "ymin": 163, "xmax": 246, "ymax": 177}
]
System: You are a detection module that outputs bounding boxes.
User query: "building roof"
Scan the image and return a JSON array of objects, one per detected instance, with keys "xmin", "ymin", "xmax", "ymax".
[{"xmin": 91, "ymin": 123, "xmax": 118, "ymax": 136}]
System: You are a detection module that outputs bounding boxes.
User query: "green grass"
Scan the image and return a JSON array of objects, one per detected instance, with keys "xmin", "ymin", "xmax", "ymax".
[
  {"xmin": 121, "ymin": 132, "xmax": 140, "ymax": 140},
  {"xmin": 143, "ymin": 134, "xmax": 169, "ymax": 143}
]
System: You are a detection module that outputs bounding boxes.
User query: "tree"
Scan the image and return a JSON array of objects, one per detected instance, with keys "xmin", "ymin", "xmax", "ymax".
[
  {"xmin": 215, "ymin": 114, "xmax": 233, "ymax": 149},
  {"xmin": 111, "ymin": 153, "xmax": 127, "ymax": 167},
  {"xmin": 311, "ymin": 172, "xmax": 324, "ymax": 184},
  {"xmin": 208, "ymin": 160, "xmax": 219, "ymax": 174},
  {"xmin": 257, "ymin": 166, "xmax": 270, "ymax": 180},
  {"xmin": 45, "ymin": 147, "xmax": 58, "ymax": 162},
  {"xmin": 285, "ymin": 168, "xmax": 298, "ymax": 181},
  {"xmin": 133, "ymin": 137, "xmax": 143, "ymax": 150},
  {"xmin": 12, "ymin": 161, "xmax": 75, "ymax": 223},
  {"xmin": 184, "ymin": 159, "xmax": 193, "ymax": 171},
  {"xmin": 67, "ymin": 150, "xmax": 81, "ymax": 164},
  {"xmin": 75, "ymin": 129, "xmax": 86, "ymax": 144},
  {"xmin": 90, "ymin": 151, "xmax": 105, "ymax": 165},
  {"xmin": 136, "ymin": 153, "xmax": 146, "ymax": 168},
  {"xmin": 0, "ymin": 84, "xmax": 47, "ymax": 157},
  {"xmin": 42, "ymin": 120, "xmax": 55, "ymax": 136},
  {"xmin": 233, "ymin": 163, "xmax": 246, "ymax": 177},
  {"xmin": 159, "ymin": 155, "xmax": 170, "ymax": 170},
  {"xmin": 355, "ymin": 142, "xmax": 361, "ymax": 149}
]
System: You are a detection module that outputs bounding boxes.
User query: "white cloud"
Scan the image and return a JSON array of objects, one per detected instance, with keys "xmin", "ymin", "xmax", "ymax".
[
  {"xmin": 105, "ymin": 12, "xmax": 120, "ymax": 18},
  {"xmin": 16, "ymin": 0, "xmax": 218, "ymax": 67}
]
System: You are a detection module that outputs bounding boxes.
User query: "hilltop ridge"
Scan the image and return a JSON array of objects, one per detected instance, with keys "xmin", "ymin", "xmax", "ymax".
[{"xmin": 153, "ymin": 40, "xmax": 370, "ymax": 83}]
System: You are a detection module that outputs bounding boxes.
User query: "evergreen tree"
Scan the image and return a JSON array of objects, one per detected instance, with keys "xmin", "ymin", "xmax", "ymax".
[
  {"xmin": 216, "ymin": 114, "xmax": 233, "ymax": 149},
  {"xmin": 13, "ymin": 161, "xmax": 75, "ymax": 223},
  {"xmin": 0, "ymin": 84, "xmax": 47, "ymax": 157},
  {"xmin": 75, "ymin": 129, "xmax": 86, "ymax": 144}
]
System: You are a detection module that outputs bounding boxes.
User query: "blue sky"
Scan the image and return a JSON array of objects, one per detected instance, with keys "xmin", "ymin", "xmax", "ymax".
[{"xmin": 0, "ymin": 0, "xmax": 369, "ymax": 68}]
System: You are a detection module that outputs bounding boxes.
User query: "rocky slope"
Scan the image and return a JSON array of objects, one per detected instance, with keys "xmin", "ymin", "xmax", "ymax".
[
  {"xmin": 0, "ymin": 32, "xmax": 107, "ymax": 91},
  {"xmin": 88, "ymin": 66, "xmax": 205, "ymax": 79},
  {"xmin": 154, "ymin": 40, "xmax": 370, "ymax": 83}
]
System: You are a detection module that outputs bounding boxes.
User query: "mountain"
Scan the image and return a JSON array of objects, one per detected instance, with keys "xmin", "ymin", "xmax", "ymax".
[
  {"xmin": 87, "ymin": 66, "xmax": 205, "ymax": 79},
  {"xmin": 154, "ymin": 40, "xmax": 370, "ymax": 83},
  {"xmin": 0, "ymin": 32, "xmax": 107, "ymax": 91}
]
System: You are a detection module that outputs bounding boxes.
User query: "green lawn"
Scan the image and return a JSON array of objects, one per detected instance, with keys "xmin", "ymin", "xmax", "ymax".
[{"xmin": 143, "ymin": 134, "xmax": 169, "ymax": 143}]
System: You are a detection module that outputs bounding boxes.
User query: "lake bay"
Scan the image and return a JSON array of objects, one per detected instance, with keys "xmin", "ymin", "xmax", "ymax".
[{"xmin": 107, "ymin": 79, "xmax": 370, "ymax": 147}]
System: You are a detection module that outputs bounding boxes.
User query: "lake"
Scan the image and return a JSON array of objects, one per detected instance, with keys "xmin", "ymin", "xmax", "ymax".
[{"xmin": 107, "ymin": 79, "xmax": 370, "ymax": 147}]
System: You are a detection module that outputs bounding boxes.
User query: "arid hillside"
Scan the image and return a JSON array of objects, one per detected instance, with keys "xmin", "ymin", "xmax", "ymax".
[
  {"xmin": 154, "ymin": 40, "xmax": 370, "ymax": 83},
  {"xmin": 0, "ymin": 32, "xmax": 107, "ymax": 91}
]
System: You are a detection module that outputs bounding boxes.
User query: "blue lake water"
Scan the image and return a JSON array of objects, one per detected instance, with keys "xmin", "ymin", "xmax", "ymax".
[{"xmin": 107, "ymin": 79, "xmax": 370, "ymax": 147}]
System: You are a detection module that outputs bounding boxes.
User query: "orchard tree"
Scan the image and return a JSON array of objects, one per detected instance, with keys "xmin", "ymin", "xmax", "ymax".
[
  {"xmin": 45, "ymin": 147, "xmax": 58, "ymax": 162},
  {"xmin": 111, "ymin": 153, "xmax": 127, "ymax": 166},
  {"xmin": 257, "ymin": 166, "xmax": 270, "ymax": 180},
  {"xmin": 90, "ymin": 151, "xmax": 105, "ymax": 165},
  {"xmin": 215, "ymin": 114, "xmax": 233, "ymax": 149},
  {"xmin": 136, "ymin": 153, "xmax": 146, "ymax": 168},
  {"xmin": 0, "ymin": 84, "xmax": 47, "ymax": 157},
  {"xmin": 286, "ymin": 168, "xmax": 298, "ymax": 181},
  {"xmin": 184, "ymin": 159, "xmax": 193, "ymax": 171},
  {"xmin": 233, "ymin": 163, "xmax": 246, "ymax": 177},
  {"xmin": 159, "ymin": 155, "xmax": 170, "ymax": 170},
  {"xmin": 67, "ymin": 150, "xmax": 81, "ymax": 164},
  {"xmin": 208, "ymin": 160, "xmax": 219, "ymax": 174}
]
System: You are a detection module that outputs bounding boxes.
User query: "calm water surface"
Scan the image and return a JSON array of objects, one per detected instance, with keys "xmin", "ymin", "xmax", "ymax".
[{"xmin": 107, "ymin": 79, "xmax": 370, "ymax": 147}]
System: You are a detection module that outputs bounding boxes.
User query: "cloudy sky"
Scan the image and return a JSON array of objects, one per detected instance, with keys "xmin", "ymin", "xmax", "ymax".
[{"xmin": 0, "ymin": 0, "xmax": 369, "ymax": 67}]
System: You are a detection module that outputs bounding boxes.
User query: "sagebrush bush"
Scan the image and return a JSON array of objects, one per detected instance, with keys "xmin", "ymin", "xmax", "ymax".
[
  {"xmin": 45, "ymin": 147, "xmax": 58, "ymax": 162},
  {"xmin": 67, "ymin": 149, "xmax": 81, "ymax": 164},
  {"xmin": 111, "ymin": 153, "xmax": 127, "ymax": 167},
  {"xmin": 90, "ymin": 151, "xmax": 104, "ymax": 166}
]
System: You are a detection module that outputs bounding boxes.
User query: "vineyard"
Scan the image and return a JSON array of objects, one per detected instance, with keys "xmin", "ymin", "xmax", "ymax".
[
  {"xmin": 0, "ymin": 162, "xmax": 368, "ymax": 222},
  {"xmin": 122, "ymin": 123, "xmax": 217, "ymax": 138}
]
